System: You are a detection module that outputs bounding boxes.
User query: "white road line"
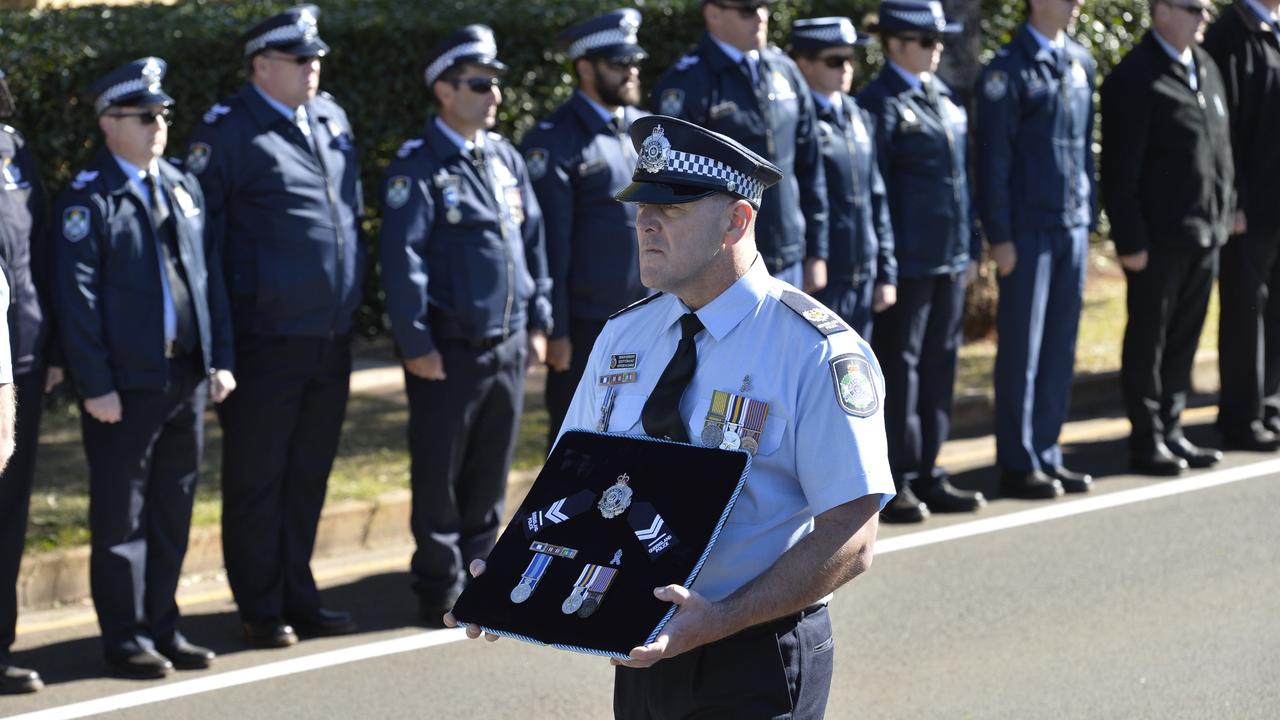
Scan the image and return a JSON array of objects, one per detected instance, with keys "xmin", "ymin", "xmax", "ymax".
[{"xmin": 11, "ymin": 457, "xmax": 1278, "ymax": 720}]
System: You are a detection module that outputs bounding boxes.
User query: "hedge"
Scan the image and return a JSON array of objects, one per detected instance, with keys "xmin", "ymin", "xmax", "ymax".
[{"xmin": 0, "ymin": 0, "xmax": 1147, "ymax": 337}]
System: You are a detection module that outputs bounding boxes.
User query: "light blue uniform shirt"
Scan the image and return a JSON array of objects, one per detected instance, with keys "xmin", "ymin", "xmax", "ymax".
[
  {"xmin": 558, "ymin": 258, "xmax": 894, "ymax": 601},
  {"xmin": 112, "ymin": 154, "xmax": 178, "ymax": 347},
  {"xmin": 1151, "ymin": 30, "xmax": 1197, "ymax": 91},
  {"xmin": 252, "ymin": 83, "xmax": 311, "ymax": 137},
  {"xmin": 709, "ymin": 35, "xmax": 761, "ymax": 83},
  {"xmin": 0, "ymin": 271, "xmax": 11, "ymax": 384},
  {"xmin": 434, "ymin": 115, "xmax": 485, "ymax": 155}
]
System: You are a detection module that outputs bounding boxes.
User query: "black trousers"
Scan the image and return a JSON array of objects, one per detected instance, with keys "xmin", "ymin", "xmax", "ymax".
[
  {"xmin": 406, "ymin": 330, "xmax": 526, "ymax": 606},
  {"xmin": 614, "ymin": 606, "xmax": 834, "ymax": 720},
  {"xmin": 1218, "ymin": 227, "xmax": 1280, "ymax": 433},
  {"xmin": 82, "ymin": 356, "xmax": 206, "ymax": 658},
  {"xmin": 872, "ymin": 271, "xmax": 967, "ymax": 489},
  {"xmin": 0, "ymin": 370, "xmax": 46, "ymax": 664},
  {"xmin": 545, "ymin": 316, "xmax": 608, "ymax": 449},
  {"xmin": 1122, "ymin": 245, "xmax": 1217, "ymax": 452},
  {"xmin": 217, "ymin": 334, "xmax": 351, "ymax": 624}
]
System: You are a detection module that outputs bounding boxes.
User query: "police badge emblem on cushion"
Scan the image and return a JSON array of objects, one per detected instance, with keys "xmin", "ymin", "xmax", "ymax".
[{"xmin": 448, "ymin": 431, "xmax": 751, "ymax": 659}]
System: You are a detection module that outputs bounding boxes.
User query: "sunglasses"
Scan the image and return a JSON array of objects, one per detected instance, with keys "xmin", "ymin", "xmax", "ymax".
[
  {"xmin": 1162, "ymin": 1, "xmax": 1210, "ymax": 16},
  {"xmin": 263, "ymin": 52, "xmax": 320, "ymax": 66},
  {"xmin": 819, "ymin": 55, "xmax": 855, "ymax": 69},
  {"xmin": 709, "ymin": 1, "xmax": 768, "ymax": 20},
  {"xmin": 105, "ymin": 108, "xmax": 172, "ymax": 125},
  {"xmin": 897, "ymin": 33, "xmax": 940, "ymax": 49},
  {"xmin": 452, "ymin": 76, "xmax": 503, "ymax": 94},
  {"xmin": 601, "ymin": 59, "xmax": 643, "ymax": 72}
]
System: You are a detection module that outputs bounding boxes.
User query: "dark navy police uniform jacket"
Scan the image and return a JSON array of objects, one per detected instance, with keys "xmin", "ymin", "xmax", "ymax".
[{"xmin": 0, "ymin": 124, "xmax": 53, "ymax": 377}]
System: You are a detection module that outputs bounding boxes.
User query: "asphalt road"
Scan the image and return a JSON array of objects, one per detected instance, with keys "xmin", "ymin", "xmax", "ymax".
[{"xmin": 4, "ymin": 421, "xmax": 1278, "ymax": 720}]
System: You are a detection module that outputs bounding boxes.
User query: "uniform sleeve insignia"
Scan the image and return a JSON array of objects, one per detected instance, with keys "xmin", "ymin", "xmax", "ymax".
[
  {"xmin": 830, "ymin": 353, "xmax": 879, "ymax": 418},
  {"xmin": 62, "ymin": 206, "xmax": 91, "ymax": 242},
  {"xmin": 202, "ymin": 103, "xmax": 232, "ymax": 125},
  {"xmin": 185, "ymin": 142, "xmax": 211, "ymax": 175},
  {"xmin": 660, "ymin": 88, "xmax": 685, "ymax": 116},
  {"xmin": 984, "ymin": 70, "xmax": 1008, "ymax": 101},
  {"xmin": 524, "ymin": 148, "xmax": 549, "ymax": 181},
  {"xmin": 674, "ymin": 54, "xmax": 700, "ymax": 71},
  {"xmin": 69, "ymin": 170, "xmax": 99, "ymax": 191},
  {"xmin": 779, "ymin": 290, "xmax": 849, "ymax": 336},
  {"xmin": 397, "ymin": 138, "xmax": 425, "ymax": 159},
  {"xmin": 385, "ymin": 175, "xmax": 411, "ymax": 209}
]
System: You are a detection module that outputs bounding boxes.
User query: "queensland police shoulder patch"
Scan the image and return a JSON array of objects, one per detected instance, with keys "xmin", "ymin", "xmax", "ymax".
[
  {"xmin": 385, "ymin": 175, "xmax": 411, "ymax": 209},
  {"xmin": 63, "ymin": 206, "xmax": 91, "ymax": 242},
  {"xmin": 830, "ymin": 353, "xmax": 879, "ymax": 417},
  {"xmin": 524, "ymin": 148, "xmax": 549, "ymax": 181},
  {"xmin": 983, "ymin": 70, "xmax": 1008, "ymax": 101},
  {"xmin": 186, "ymin": 142, "xmax": 211, "ymax": 174},
  {"xmin": 660, "ymin": 88, "xmax": 685, "ymax": 116}
]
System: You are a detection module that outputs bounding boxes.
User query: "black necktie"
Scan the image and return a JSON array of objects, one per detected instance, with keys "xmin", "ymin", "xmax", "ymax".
[
  {"xmin": 641, "ymin": 313, "xmax": 704, "ymax": 443},
  {"xmin": 145, "ymin": 172, "xmax": 169, "ymax": 226},
  {"xmin": 146, "ymin": 173, "xmax": 197, "ymax": 354}
]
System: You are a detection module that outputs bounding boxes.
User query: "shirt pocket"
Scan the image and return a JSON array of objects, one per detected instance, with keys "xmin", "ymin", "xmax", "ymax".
[
  {"xmin": 688, "ymin": 395, "xmax": 789, "ymax": 457},
  {"xmin": 606, "ymin": 394, "xmax": 647, "ymax": 434}
]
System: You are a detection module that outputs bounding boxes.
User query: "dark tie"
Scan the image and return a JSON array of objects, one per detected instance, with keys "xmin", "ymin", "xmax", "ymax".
[
  {"xmin": 146, "ymin": 173, "xmax": 197, "ymax": 354},
  {"xmin": 922, "ymin": 77, "xmax": 940, "ymax": 112},
  {"xmin": 641, "ymin": 313, "xmax": 704, "ymax": 443},
  {"xmin": 145, "ymin": 171, "xmax": 169, "ymax": 226}
]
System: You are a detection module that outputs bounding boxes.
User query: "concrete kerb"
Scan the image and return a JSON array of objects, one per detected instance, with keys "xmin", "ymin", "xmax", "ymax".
[{"xmin": 14, "ymin": 350, "xmax": 1219, "ymax": 612}]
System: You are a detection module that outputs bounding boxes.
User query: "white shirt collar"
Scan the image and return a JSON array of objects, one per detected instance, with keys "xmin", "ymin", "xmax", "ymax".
[
  {"xmin": 434, "ymin": 116, "xmax": 485, "ymax": 154},
  {"xmin": 1151, "ymin": 29, "xmax": 1194, "ymax": 68},
  {"xmin": 1026, "ymin": 23, "xmax": 1065, "ymax": 52}
]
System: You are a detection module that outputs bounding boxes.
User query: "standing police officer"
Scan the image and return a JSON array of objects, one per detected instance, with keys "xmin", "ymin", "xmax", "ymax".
[
  {"xmin": 859, "ymin": 2, "xmax": 985, "ymax": 523},
  {"xmin": 187, "ymin": 5, "xmax": 364, "ymax": 647},
  {"xmin": 1203, "ymin": 0, "xmax": 1280, "ymax": 450},
  {"xmin": 53, "ymin": 58, "xmax": 234, "ymax": 677},
  {"xmin": 379, "ymin": 25, "xmax": 551, "ymax": 625},
  {"xmin": 1102, "ymin": 0, "xmax": 1232, "ymax": 476},
  {"xmin": 0, "ymin": 68, "xmax": 60, "ymax": 695},
  {"xmin": 789, "ymin": 17, "xmax": 896, "ymax": 340},
  {"xmin": 976, "ymin": 0, "xmax": 1097, "ymax": 499},
  {"xmin": 650, "ymin": 0, "xmax": 828, "ymax": 290},
  {"xmin": 519, "ymin": 10, "xmax": 651, "ymax": 447}
]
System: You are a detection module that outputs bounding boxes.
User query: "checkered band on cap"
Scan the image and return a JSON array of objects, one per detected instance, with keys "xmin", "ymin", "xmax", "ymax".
[
  {"xmin": 883, "ymin": 1, "xmax": 947, "ymax": 31},
  {"xmin": 568, "ymin": 28, "xmax": 639, "ymax": 59},
  {"xmin": 95, "ymin": 78, "xmax": 152, "ymax": 113},
  {"xmin": 663, "ymin": 149, "xmax": 765, "ymax": 204},
  {"xmin": 792, "ymin": 18, "xmax": 857, "ymax": 44},
  {"xmin": 244, "ymin": 15, "xmax": 319, "ymax": 56},
  {"xmin": 425, "ymin": 38, "xmax": 498, "ymax": 85}
]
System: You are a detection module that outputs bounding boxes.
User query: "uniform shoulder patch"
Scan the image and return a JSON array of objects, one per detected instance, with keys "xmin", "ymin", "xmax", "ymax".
[
  {"xmin": 830, "ymin": 353, "xmax": 880, "ymax": 418},
  {"xmin": 185, "ymin": 142, "xmax": 212, "ymax": 174},
  {"xmin": 778, "ymin": 290, "xmax": 849, "ymax": 336},
  {"xmin": 983, "ymin": 69, "xmax": 1008, "ymax": 101},
  {"xmin": 608, "ymin": 292, "xmax": 664, "ymax": 320},
  {"xmin": 396, "ymin": 138, "xmax": 425, "ymax": 159},
  {"xmin": 385, "ymin": 175, "xmax": 412, "ymax": 209},
  {"xmin": 659, "ymin": 88, "xmax": 685, "ymax": 116},
  {"xmin": 524, "ymin": 148, "xmax": 550, "ymax": 181},
  {"xmin": 69, "ymin": 169, "xmax": 99, "ymax": 191},
  {"xmin": 62, "ymin": 205, "xmax": 91, "ymax": 242},
  {"xmin": 202, "ymin": 103, "xmax": 233, "ymax": 125}
]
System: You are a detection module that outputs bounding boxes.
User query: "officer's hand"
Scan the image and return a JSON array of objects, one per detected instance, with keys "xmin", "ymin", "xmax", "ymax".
[
  {"xmin": 546, "ymin": 337, "xmax": 572, "ymax": 373},
  {"xmin": 84, "ymin": 392, "xmax": 123, "ymax": 424},
  {"xmin": 803, "ymin": 258, "xmax": 828, "ymax": 294},
  {"xmin": 210, "ymin": 370, "xmax": 237, "ymax": 403},
  {"xmin": 612, "ymin": 584, "xmax": 729, "ymax": 669},
  {"xmin": 1234, "ymin": 210, "xmax": 1248, "ymax": 235},
  {"xmin": 405, "ymin": 352, "xmax": 446, "ymax": 381},
  {"xmin": 1118, "ymin": 250, "xmax": 1149, "ymax": 273},
  {"xmin": 44, "ymin": 366, "xmax": 65, "ymax": 394},
  {"xmin": 442, "ymin": 559, "xmax": 500, "ymax": 641},
  {"xmin": 964, "ymin": 262, "xmax": 978, "ymax": 286},
  {"xmin": 991, "ymin": 243, "xmax": 1017, "ymax": 277},
  {"xmin": 872, "ymin": 283, "xmax": 897, "ymax": 313},
  {"xmin": 527, "ymin": 330, "xmax": 548, "ymax": 373}
]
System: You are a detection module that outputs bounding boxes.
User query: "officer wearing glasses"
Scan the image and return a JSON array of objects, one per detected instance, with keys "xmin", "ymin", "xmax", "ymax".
[
  {"xmin": 186, "ymin": 4, "xmax": 364, "ymax": 649},
  {"xmin": 788, "ymin": 17, "xmax": 895, "ymax": 340},
  {"xmin": 976, "ymin": 0, "xmax": 1098, "ymax": 500},
  {"xmin": 379, "ymin": 24, "xmax": 551, "ymax": 626},
  {"xmin": 649, "ymin": 0, "xmax": 829, "ymax": 292},
  {"xmin": 858, "ymin": 1, "xmax": 985, "ymax": 523},
  {"xmin": 52, "ymin": 58, "xmax": 234, "ymax": 678},
  {"xmin": 519, "ymin": 9, "xmax": 652, "ymax": 449}
]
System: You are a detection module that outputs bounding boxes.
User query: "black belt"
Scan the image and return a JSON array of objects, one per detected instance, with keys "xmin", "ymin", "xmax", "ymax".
[
  {"xmin": 452, "ymin": 334, "xmax": 507, "ymax": 351},
  {"xmin": 734, "ymin": 603, "xmax": 827, "ymax": 640}
]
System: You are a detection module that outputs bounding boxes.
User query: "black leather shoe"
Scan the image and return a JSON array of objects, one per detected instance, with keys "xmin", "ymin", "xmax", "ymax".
[
  {"xmin": 1043, "ymin": 464, "xmax": 1093, "ymax": 493},
  {"xmin": 287, "ymin": 608, "xmax": 357, "ymax": 638},
  {"xmin": 880, "ymin": 485, "xmax": 929, "ymax": 523},
  {"xmin": 243, "ymin": 621, "xmax": 299, "ymax": 649},
  {"xmin": 1265, "ymin": 416, "xmax": 1280, "ymax": 436},
  {"xmin": 1166, "ymin": 438, "xmax": 1222, "ymax": 469},
  {"xmin": 998, "ymin": 469, "xmax": 1063, "ymax": 500},
  {"xmin": 915, "ymin": 480, "xmax": 986, "ymax": 513},
  {"xmin": 0, "ymin": 665, "xmax": 43, "ymax": 694},
  {"xmin": 106, "ymin": 650, "xmax": 173, "ymax": 679},
  {"xmin": 1129, "ymin": 444, "xmax": 1188, "ymax": 477},
  {"xmin": 1220, "ymin": 423, "xmax": 1280, "ymax": 452},
  {"xmin": 157, "ymin": 639, "xmax": 215, "ymax": 670}
]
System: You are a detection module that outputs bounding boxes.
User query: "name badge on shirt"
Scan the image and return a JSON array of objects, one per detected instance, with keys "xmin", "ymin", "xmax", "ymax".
[
  {"xmin": 610, "ymin": 353, "xmax": 638, "ymax": 369},
  {"xmin": 435, "ymin": 171, "xmax": 462, "ymax": 224},
  {"xmin": 172, "ymin": 185, "xmax": 199, "ymax": 217}
]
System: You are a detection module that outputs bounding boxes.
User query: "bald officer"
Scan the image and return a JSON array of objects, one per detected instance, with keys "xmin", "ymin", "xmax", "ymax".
[{"xmin": 448, "ymin": 116, "xmax": 892, "ymax": 720}]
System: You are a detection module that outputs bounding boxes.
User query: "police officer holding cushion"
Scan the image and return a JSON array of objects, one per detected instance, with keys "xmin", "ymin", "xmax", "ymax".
[
  {"xmin": 789, "ymin": 17, "xmax": 896, "ymax": 340},
  {"xmin": 187, "ymin": 5, "xmax": 364, "ymax": 647},
  {"xmin": 858, "ymin": 2, "xmax": 985, "ymax": 523},
  {"xmin": 53, "ymin": 58, "xmax": 233, "ymax": 678},
  {"xmin": 976, "ymin": 0, "xmax": 1097, "ymax": 499},
  {"xmin": 448, "ymin": 115, "xmax": 893, "ymax": 719},
  {"xmin": 650, "ymin": 0, "xmax": 829, "ymax": 291},
  {"xmin": 519, "ymin": 9, "xmax": 651, "ymax": 447},
  {"xmin": 379, "ymin": 25, "xmax": 551, "ymax": 626}
]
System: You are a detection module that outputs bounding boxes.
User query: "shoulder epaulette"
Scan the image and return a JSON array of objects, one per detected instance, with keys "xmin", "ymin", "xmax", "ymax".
[
  {"xmin": 318, "ymin": 90, "xmax": 336, "ymax": 102},
  {"xmin": 778, "ymin": 290, "xmax": 849, "ymax": 337},
  {"xmin": 69, "ymin": 170, "xmax": 99, "ymax": 191},
  {"xmin": 537, "ymin": 120, "xmax": 555, "ymax": 131},
  {"xmin": 202, "ymin": 103, "xmax": 233, "ymax": 125},
  {"xmin": 396, "ymin": 138, "xmax": 425, "ymax": 159},
  {"xmin": 608, "ymin": 292, "xmax": 664, "ymax": 320},
  {"xmin": 1, "ymin": 124, "xmax": 16, "ymax": 136},
  {"xmin": 674, "ymin": 54, "xmax": 700, "ymax": 72}
]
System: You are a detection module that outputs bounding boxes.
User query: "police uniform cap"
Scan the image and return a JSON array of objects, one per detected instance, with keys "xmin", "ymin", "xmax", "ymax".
[
  {"xmin": 425, "ymin": 25, "xmax": 507, "ymax": 87},
  {"xmin": 701, "ymin": 0, "xmax": 780, "ymax": 7},
  {"xmin": 241, "ymin": 4, "xmax": 330, "ymax": 59},
  {"xmin": 558, "ymin": 9, "xmax": 648, "ymax": 64},
  {"xmin": 867, "ymin": 1, "xmax": 962, "ymax": 34},
  {"xmin": 615, "ymin": 115, "xmax": 782, "ymax": 209},
  {"xmin": 790, "ymin": 17, "xmax": 870, "ymax": 52},
  {"xmin": 87, "ymin": 57, "xmax": 174, "ymax": 116}
]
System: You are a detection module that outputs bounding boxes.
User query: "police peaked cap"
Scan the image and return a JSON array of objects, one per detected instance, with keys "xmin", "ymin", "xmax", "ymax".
[
  {"xmin": 425, "ymin": 25, "xmax": 507, "ymax": 86},
  {"xmin": 790, "ymin": 17, "xmax": 870, "ymax": 52},
  {"xmin": 870, "ymin": 0, "xmax": 962, "ymax": 34},
  {"xmin": 241, "ymin": 4, "xmax": 330, "ymax": 58},
  {"xmin": 87, "ymin": 57, "xmax": 174, "ymax": 115},
  {"xmin": 557, "ymin": 9, "xmax": 648, "ymax": 63},
  {"xmin": 615, "ymin": 115, "xmax": 782, "ymax": 209}
]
